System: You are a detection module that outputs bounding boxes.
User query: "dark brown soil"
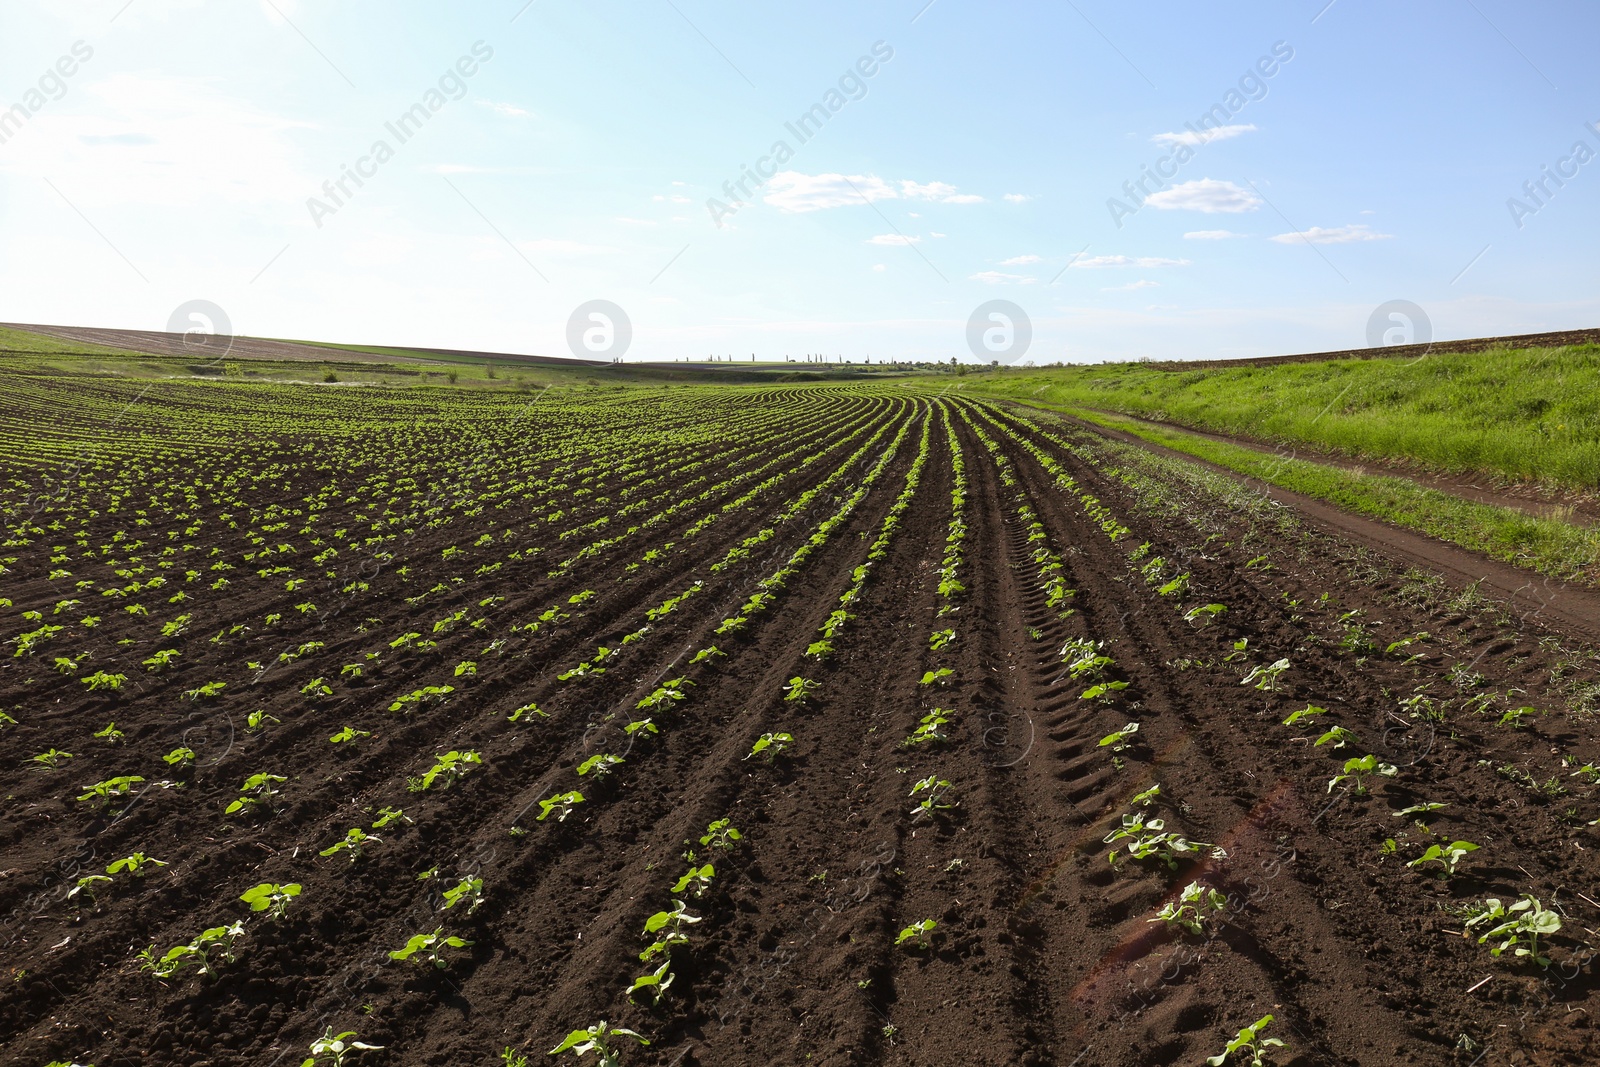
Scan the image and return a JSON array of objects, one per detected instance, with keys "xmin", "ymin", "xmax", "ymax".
[{"xmin": 3, "ymin": 387, "xmax": 1600, "ymax": 1067}]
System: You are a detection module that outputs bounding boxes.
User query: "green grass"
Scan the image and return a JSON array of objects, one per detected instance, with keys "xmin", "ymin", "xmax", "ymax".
[
  {"xmin": 1053, "ymin": 406, "xmax": 1600, "ymax": 586},
  {"xmin": 952, "ymin": 344, "xmax": 1600, "ymax": 491},
  {"xmin": 0, "ymin": 325, "xmax": 149, "ymax": 359}
]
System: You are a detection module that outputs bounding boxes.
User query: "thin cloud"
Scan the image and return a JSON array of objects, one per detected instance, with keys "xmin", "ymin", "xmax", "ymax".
[
  {"xmin": 1269, "ymin": 223, "xmax": 1393, "ymax": 244},
  {"xmin": 1184, "ymin": 229, "xmax": 1243, "ymax": 240},
  {"xmin": 762, "ymin": 172, "xmax": 984, "ymax": 212},
  {"xmin": 1144, "ymin": 178, "xmax": 1262, "ymax": 213},
  {"xmin": 866, "ymin": 233, "xmax": 921, "ymax": 246},
  {"xmin": 970, "ymin": 270, "xmax": 1035, "ymax": 284},
  {"xmin": 1001, "ymin": 254, "xmax": 1042, "ymax": 265},
  {"xmin": 1070, "ymin": 255, "xmax": 1190, "ymax": 269},
  {"xmin": 478, "ymin": 100, "xmax": 531, "ymax": 118},
  {"xmin": 1152, "ymin": 123, "xmax": 1256, "ymax": 147},
  {"xmin": 1102, "ymin": 279, "xmax": 1159, "ymax": 292},
  {"xmin": 1002, "ymin": 193, "xmax": 1032, "ymax": 203}
]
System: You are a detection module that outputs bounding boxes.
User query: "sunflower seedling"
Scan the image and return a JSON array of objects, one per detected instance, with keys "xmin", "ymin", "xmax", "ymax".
[
  {"xmin": 77, "ymin": 775, "xmax": 144, "ymax": 809},
  {"xmin": 785, "ymin": 676, "xmax": 820, "ymax": 702},
  {"xmin": 138, "ymin": 921, "xmax": 245, "ymax": 979},
  {"xmin": 389, "ymin": 927, "xmax": 473, "ymax": 969},
  {"xmin": 246, "ymin": 709, "xmax": 279, "ymax": 732},
  {"xmin": 903, "ymin": 709, "xmax": 952, "ymax": 747},
  {"xmin": 162, "ymin": 746, "xmax": 195, "ymax": 769},
  {"xmin": 107, "ymin": 852, "xmax": 167, "ymax": 877},
  {"xmin": 537, "ymin": 790, "xmax": 585, "ymax": 822},
  {"xmin": 1206, "ymin": 1015, "xmax": 1285, "ymax": 1067},
  {"xmin": 699, "ymin": 818, "xmax": 742, "ymax": 850},
  {"xmin": 1149, "ymin": 881, "xmax": 1228, "ymax": 936},
  {"xmin": 508, "ymin": 701, "xmax": 546, "ymax": 723},
  {"xmin": 929, "ymin": 628, "xmax": 955, "ymax": 651},
  {"xmin": 442, "ymin": 876, "xmax": 485, "ymax": 914},
  {"xmin": 1464, "ymin": 895, "xmax": 1561, "ymax": 967},
  {"xmin": 302, "ymin": 1025, "xmax": 383, "ymax": 1067},
  {"xmin": 1098, "ymin": 722, "xmax": 1140, "ymax": 752},
  {"xmin": 577, "ymin": 753, "xmax": 624, "ymax": 778},
  {"xmin": 1314, "ymin": 726, "xmax": 1356, "ymax": 749},
  {"xmin": 1282, "ymin": 705, "xmax": 1326, "ymax": 727},
  {"xmin": 1327, "ymin": 754, "xmax": 1397, "ymax": 795},
  {"xmin": 226, "ymin": 772, "xmax": 287, "ymax": 816},
  {"xmin": 919, "ymin": 668, "xmax": 955, "ymax": 687},
  {"xmin": 68, "ymin": 873, "xmax": 113, "ymax": 904},
  {"xmin": 329, "ymin": 726, "xmax": 370, "ymax": 744},
  {"xmin": 548, "ymin": 1022, "xmax": 649, "ymax": 1066},
  {"xmin": 644, "ymin": 899, "xmax": 701, "ymax": 939},
  {"xmin": 1407, "ymin": 840, "xmax": 1479, "ymax": 876},
  {"xmin": 320, "ymin": 828, "xmax": 380, "ymax": 862},
  {"xmin": 93, "ymin": 721, "xmax": 124, "ymax": 744},
  {"xmin": 895, "ymin": 919, "xmax": 937, "ymax": 950},
  {"xmin": 747, "ymin": 732, "xmax": 793, "ymax": 761},
  {"xmin": 1393, "ymin": 801, "xmax": 1445, "ymax": 820},
  {"xmin": 408, "ymin": 750, "xmax": 481, "ymax": 792},
  {"xmin": 240, "ymin": 881, "xmax": 301, "ymax": 920},
  {"xmin": 909, "ymin": 775, "xmax": 955, "ymax": 821},
  {"xmin": 672, "ymin": 862, "xmax": 715, "ymax": 898},
  {"xmin": 626, "ymin": 960, "xmax": 674, "ymax": 1006},
  {"xmin": 372, "ymin": 806, "xmax": 410, "ymax": 829},
  {"xmin": 32, "ymin": 748, "xmax": 72, "ymax": 768},
  {"xmin": 1240, "ymin": 659, "xmax": 1290, "ymax": 691},
  {"xmin": 1080, "ymin": 681, "xmax": 1129, "ymax": 703}
]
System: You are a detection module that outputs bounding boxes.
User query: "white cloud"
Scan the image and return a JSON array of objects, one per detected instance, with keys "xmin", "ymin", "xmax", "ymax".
[
  {"xmin": 1001, "ymin": 254, "xmax": 1042, "ymax": 265},
  {"xmin": 1102, "ymin": 279, "xmax": 1159, "ymax": 292},
  {"xmin": 763, "ymin": 172, "xmax": 898, "ymax": 212},
  {"xmin": 1002, "ymin": 193, "xmax": 1032, "ymax": 203},
  {"xmin": 1144, "ymin": 179, "xmax": 1262, "ymax": 214},
  {"xmin": 1270, "ymin": 224, "xmax": 1394, "ymax": 245},
  {"xmin": 970, "ymin": 271, "xmax": 1035, "ymax": 285},
  {"xmin": 930, "ymin": 232, "xmax": 946, "ymax": 238},
  {"xmin": 761, "ymin": 172, "xmax": 983, "ymax": 212},
  {"xmin": 1151, "ymin": 124, "xmax": 1256, "ymax": 147},
  {"xmin": 1183, "ymin": 229, "xmax": 1243, "ymax": 240},
  {"xmin": 866, "ymin": 234, "xmax": 920, "ymax": 246},
  {"xmin": 478, "ymin": 100, "xmax": 531, "ymax": 118},
  {"xmin": 1070, "ymin": 255, "xmax": 1190, "ymax": 269},
  {"xmin": 872, "ymin": 263, "xmax": 887, "ymax": 272}
]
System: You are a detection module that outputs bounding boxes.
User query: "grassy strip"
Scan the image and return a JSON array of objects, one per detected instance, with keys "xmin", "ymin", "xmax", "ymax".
[
  {"xmin": 950, "ymin": 344, "xmax": 1600, "ymax": 492},
  {"xmin": 0, "ymin": 325, "xmax": 150, "ymax": 358},
  {"xmin": 1032, "ymin": 402, "xmax": 1600, "ymax": 586}
]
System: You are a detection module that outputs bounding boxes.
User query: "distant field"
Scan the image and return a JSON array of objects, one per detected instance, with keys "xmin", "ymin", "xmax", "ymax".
[{"xmin": 954, "ymin": 344, "xmax": 1600, "ymax": 492}]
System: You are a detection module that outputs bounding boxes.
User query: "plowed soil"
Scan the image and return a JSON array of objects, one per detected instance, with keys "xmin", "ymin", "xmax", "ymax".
[{"xmin": 3, "ymin": 387, "xmax": 1600, "ymax": 1067}]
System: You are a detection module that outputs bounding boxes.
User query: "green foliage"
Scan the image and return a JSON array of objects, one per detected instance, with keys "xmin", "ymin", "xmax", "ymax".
[
  {"xmin": 388, "ymin": 927, "xmax": 473, "ymax": 968},
  {"xmin": 1463, "ymin": 894, "xmax": 1562, "ymax": 967},
  {"xmin": 548, "ymin": 1021, "xmax": 649, "ymax": 1065},
  {"xmin": 1327, "ymin": 754, "xmax": 1398, "ymax": 795},
  {"xmin": 442, "ymin": 876, "xmax": 485, "ymax": 914},
  {"xmin": 1098, "ymin": 722, "xmax": 1140, "ymax": 752},
  {"xmin": 240, "ymin": 881, "xmax": 302, "ymax": 919},
  {"xmin": 1206, "ymin": 1015, "xmax": 1286, "ymax": 1067},
  {"xmin": 138, "ymin": 921, "xmax": 245, "ymax": 979},
  {"xmin": 302, "ymin": 1026, "xmax": 383, "ymax": 1067},
  {"xmin": 1149, "ymin": 881, "xmax": 1228, "ymax": 936},
  {"xmin": 319, "ymin": 828, "xmax": 380, "ymax": 862},
  {"xmin": 537, "ymin": 791, "xmax": 585, "ymax": 822},
  {"xmin": 747, "ymin": 731, "xmax": 793, "ymax": 761},
  {"xmin": 699, "ymin": 819, "xmax": 742, "ymax": 849},
  {"xmin": 408, "ymin": 750, "xmax": 481, "ymax": 791},
  {"xmin": 1407, "ymin": 840, "xmax": 1479, "ymax": 876},
  {"xmin": 895, "ymin": 918, "xmax": 937, "ymax": 950}
]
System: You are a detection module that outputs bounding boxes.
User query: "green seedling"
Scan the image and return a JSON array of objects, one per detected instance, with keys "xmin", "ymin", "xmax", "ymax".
[
  {"xmin": 624, "ymin": 719, "xmax": 658, "ymax": 738},
  {"xmin": 1498, "ymin": 706, "xmax": 1535, "ymax": 729},
  {"xmin": 389, "ymin": 927, "xmax": 473, "ymax": 968},
  {"xmin": 1098, "ymin": 722, "xmax": 1140, "ymax": 752},
  {"xmin": 747, "ymin": 732, "xmax": 793, "ymax": 761},
  {"xmin": 302, "ymin": 1025, "xmax": 383, "ymax": 1067},
  {"xmin": 329, "ymin": 726, "xmax": 371, "ymax": 743},
  {"xmin": 626, "ymin": 960, "xmax": 674, "ymax": 1006},
  {"xmin": 320, "ymin": 827, "xmax": 380, "ymax": 862},
  {"xmin": 804, "ymin": 639, "xmax": 834, "ymax": 660},
  {"xmin": 408, "ymin": 750, "xmax": 481, "ymax": 791},
  {"xmin": 895, "ymin": 918, "xmax": 937, "ymax": 950},
  {"xmin": 184, "ymin": 681, "xmax": 226, "ymax": 701},
  {"xmin": 1282, "ymin": 705, "xmax": 1327, "ymax": 727},
  {"xmin": 785, "ymin": 676, "xmax": 820, "ymax": 702},
  {"xmin": 1131, "ymin": 784, "xmax": 1161, "ymax": 807},
  {"xmin": 1221, "ymin": 638, "xmax": 1250, "ymax": 663},
  {"xmin": 537, "ymin": 790, "xmax": 586, "ymax": 822},
  {"xmin": 1314, "ymin": 726, "xmax": 1356, "ymax": 749},
  {"xmin": 1080, "ymin": 681, "xmax": 1129, "ymax": 703},
  {"xmin": 672, "ymin": 863, "xmax": 715, "ymax": 898},
  {"xmin": 689, "ymin": 645, "xmax": 725, "ymax": 665},
  {"xmin": 67, "ymin": 873, "xmax": 113, "ymax": 904},
  {"xmin": 1149, "ymin": 881, "xmax": 1228, "ymax": 936},
  {"xmin": 1408, "ymin": 840, "xmax": 1479, "ymax": 876},
  {"xmin": 903, "ymin": 709, "xmax": 952, "ymax": 747},
  {"xmin": 225, "ymin": 772, "xmax": 287, "ymax": 815},
  {"xmin": 81, "ymin": 670, "xmax": 127, "ymax": 692},
  {"xmin": 442, "ymin": 876, "xmax": 485, "ymax": 914},
  {"xmin": 502, "ymin": 1047, "xmax": 530, "ymax": 1067},
  {"xmin": 1464, "ymin": 894, "xmax": 1562, "ymax": 967},
  {"xmin": 162, "ymin": 746, "xmax": 195, "ymax": 769},
  {"xmin": 1206, "ymin": 1015, "xmax": 1286, "ymax": 1067},
  {"xmin": 548, "ymin": 1021, "xmax": 649, "ymax": 1066},
  {"xmin": 240, "ymin": 881, "xmax": 302, "ymax": 920},
  {"xmin": 699, "ymin": 819, "xmax": 742, "ymax": 850},
  {"xmin": 107, "ymin": 853, "xmax": 167, "ymax": 877},
  {"xmin": 1183, "ymin": 603, "xmax": 1227, "ymax": 627},
  {"xmin": 929, "ymin": 628, "xmax": 956, "ymax": 651},
  {"xmin": 1240, "ymin": 659, "xmax": 1290, "ymax": 691},
  {"xmin": 1393, "ymin": 801, "xmax": 1446, "ymax": 820},
  {"xmin": 1327, "ymin": 754, "xmax": 1398, "ymax": 796},
  {"xmin": 909, "ymin": 775, "xmax": 955, "ymax": 820},
  {"xmin": 577, "ymin": 753, "xmax": 624, "ymax": 778},
  {"xmin": 918, "ymin": 668, "xmax": 955, "ymax": 687},
  {"xmin": 372, "ymin": 806, "xmax": 410, "ymax": 829},
  {"xmin": 246, "ymin": 709, "xmax": 279, "ymax": 732},
  {"xmin": 508, "ymin": 701, "xmax": 547, "ymax": 723},
  {"xmin": 78, "ymin": 775, "xmax": 144, "ymax": 808},
  {"xmin": 138, "ymin": 921, "xmax": 245, "ymax": 979},
  {"xmin": 93, "ymin": 721, "xmax": 124, "ymax": 744},
  {"xmin": 32, "ymin": 748, "xmax": 73, "ymax": 768}
]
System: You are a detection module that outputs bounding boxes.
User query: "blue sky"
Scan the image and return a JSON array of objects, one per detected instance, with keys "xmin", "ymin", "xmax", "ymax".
[{"xmin": 1, "ymin": 0, "xmax": 1596, "ymax": 363}]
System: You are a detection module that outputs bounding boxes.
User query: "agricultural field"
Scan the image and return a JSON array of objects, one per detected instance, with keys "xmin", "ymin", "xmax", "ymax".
[{"xmin": 5, "ymin": 369, "xmax": 1600, "ymax": 1067}]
